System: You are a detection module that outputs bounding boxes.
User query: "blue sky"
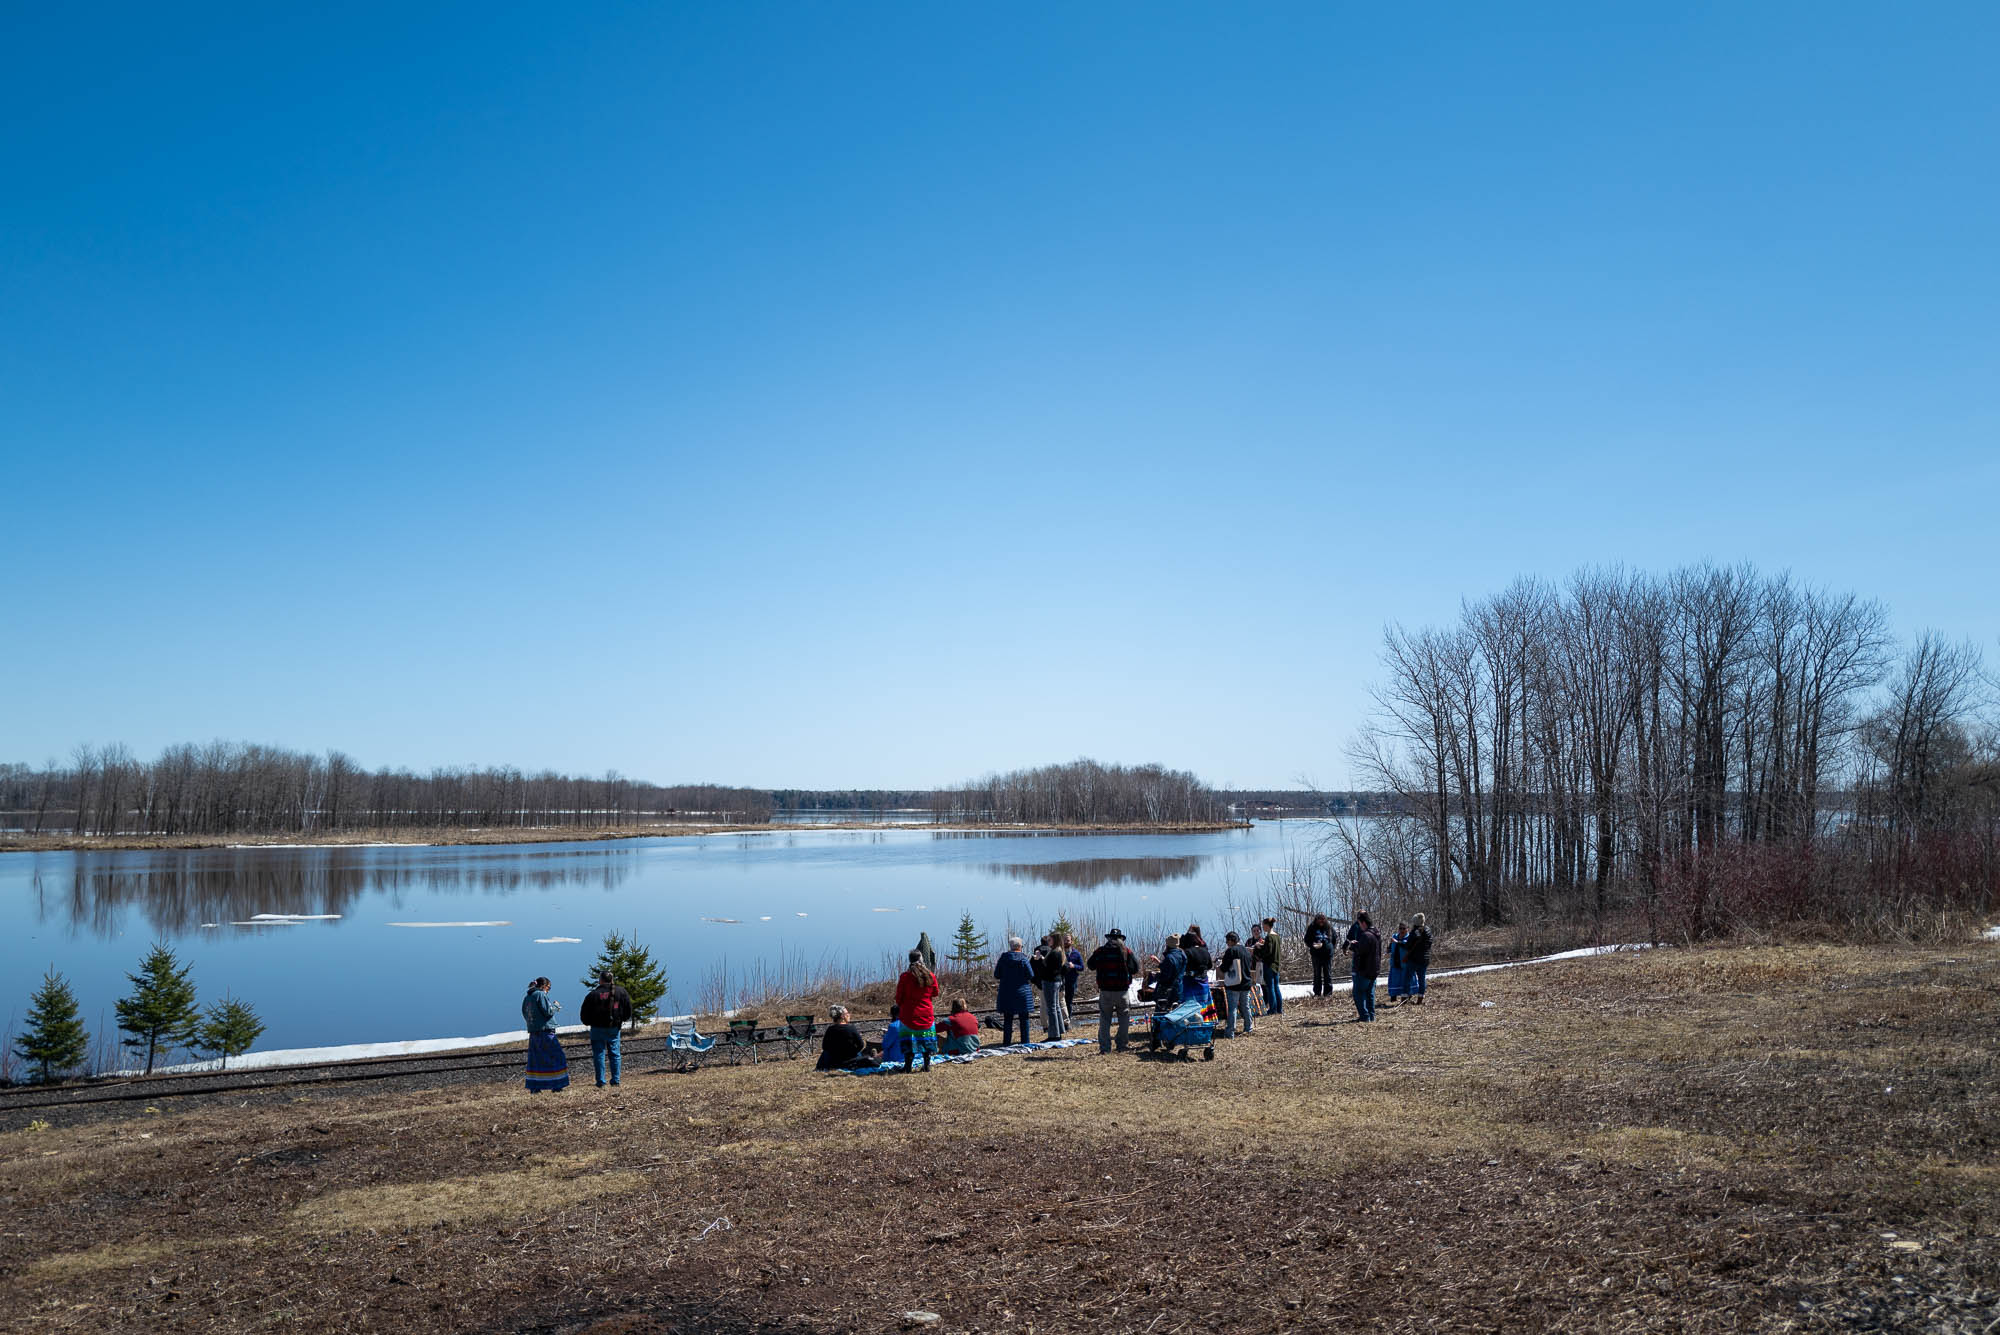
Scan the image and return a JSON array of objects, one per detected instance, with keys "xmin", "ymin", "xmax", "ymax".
[{"xmin": 5, "ymin": 4, "xmax": 1995, "ymax": 789}]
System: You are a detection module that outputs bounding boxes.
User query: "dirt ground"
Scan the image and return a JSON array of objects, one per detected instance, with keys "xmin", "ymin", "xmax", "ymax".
[{"xmin": 2, "ymin": 943, "xmax": 1994, "ymax": 1334}]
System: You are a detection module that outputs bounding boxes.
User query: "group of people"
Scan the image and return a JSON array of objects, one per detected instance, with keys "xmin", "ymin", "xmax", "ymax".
[
  {"xmin": 522, "ymin": 911, "xmax": 1439, "ymax": 1089},
  {"xmin": 520, "ymin": 970, "xmax": 636, "ymax": 1093}
]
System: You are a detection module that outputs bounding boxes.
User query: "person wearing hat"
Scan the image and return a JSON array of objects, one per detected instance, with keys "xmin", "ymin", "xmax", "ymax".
[
  {"xmin": 578, "ymin": 969, "xmax": 634, "ymax": 1087},
  {"xmin": 1086, "ymin": 928, "xmax": 1140, "ymax": 1053}
]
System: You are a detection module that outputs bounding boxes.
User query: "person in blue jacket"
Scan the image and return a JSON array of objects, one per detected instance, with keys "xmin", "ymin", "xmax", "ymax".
[
  {"xmin": 1147, "ymin": 936, "xmax": 1188, "ymax": 1051},
  {"xmin": 992, "ymin": 936, "xmax": 1036, "ymax": 1046}
]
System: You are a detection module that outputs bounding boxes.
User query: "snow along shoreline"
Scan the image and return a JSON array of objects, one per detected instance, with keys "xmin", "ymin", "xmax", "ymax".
[{"xmin": 117, "ymin": 942, "xmax": 1658, "ymax": 1077}]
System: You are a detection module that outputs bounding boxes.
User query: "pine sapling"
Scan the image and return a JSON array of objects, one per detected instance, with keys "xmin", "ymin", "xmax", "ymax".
[
  {"xmin": 18, "ymin": 969, "xmax": 90, "ymax": 1084},
  {"xmin": 198, "ymin": 995, "xmax": 266, "ymax": 1069},
  {"xmin": 948, "ymin": 910, "xmax": 990, "ymax": 976},
  {"xmin": 115, "ymin": 943, "xmax": 200, "ymax": 1075}
]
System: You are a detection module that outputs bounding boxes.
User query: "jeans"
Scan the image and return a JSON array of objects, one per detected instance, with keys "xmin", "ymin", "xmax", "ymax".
[
  {"xmin": 1001, "ymin": 1010, "xmax": 1031, "ymax": 1045},
  {"xmin": 1310, "ymin": 948, "xmax": 1334, "ymax": 995},
  {"xmin": 1040, "ymin": 980, "xmax": 1067, "ymax": 1039},
  {"xmin": 1411, "ymin": 962, "xmax": 1428, "ymax": 996},
  {"xmin": 1352, "ymin": 974, "xmax": 1377, "ymax": 1022},
  {"xmin": 589, "ymin": 1027, "xmax": 622, "ymax": 1085},
  {"xmin": 1261, "ymin": 969, "xmax": 1283, "ymax": 1014},
  {"xmin": 1063, "ymin": 973, "xmax": 1079, "ymax": 1012},
  {"xmin": 1097, "ymin": 989, "xmax": 1131, "ymax": 1052},
  {"xmin": 1224, "ymin": 988, "xmax": 1254, "ymax": 1038}
]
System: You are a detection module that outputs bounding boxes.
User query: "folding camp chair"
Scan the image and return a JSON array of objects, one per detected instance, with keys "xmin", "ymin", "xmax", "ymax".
[
  {"xmin": 724, "ymin": 1018, "xmax": 761, "ymax": 1063},
  {"xmin": 664, "ymin": 1015, "xmax": 716, "ymax": 1071},
  {"xmin": 779, "ymin": 1014, "xmax": 818, "ymax": 1060}
]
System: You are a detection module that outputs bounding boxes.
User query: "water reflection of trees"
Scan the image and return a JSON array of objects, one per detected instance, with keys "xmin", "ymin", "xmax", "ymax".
[
  {"xmin": 36, "ymin": 848, "xmax": 637, "ymax": 938},
  {"xmin": 984, "ymin": 856, "xmax": 1205, "ymax": 890}
]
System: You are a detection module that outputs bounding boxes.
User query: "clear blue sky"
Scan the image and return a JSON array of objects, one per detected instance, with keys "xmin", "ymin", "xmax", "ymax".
[{"xmin": 6, "ymin": 4, "xmax": 1995, "ymax": 789}]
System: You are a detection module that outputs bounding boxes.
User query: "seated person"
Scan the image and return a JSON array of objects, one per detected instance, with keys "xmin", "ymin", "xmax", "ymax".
[
  {"xmin": 939, "ymin": 999, "xmax": 981, "ymax": 1055},
  {"xmin": 878, "ymin": 1005, "xmax": 907, "ymax": 1067},
  {"xmin": 815, "ymin": 1004, "xmax": 872, "ymax": 1071},
  {"xmin": 1137, "ymin": 955, "xmax": 1161, "ymax": 1003}
]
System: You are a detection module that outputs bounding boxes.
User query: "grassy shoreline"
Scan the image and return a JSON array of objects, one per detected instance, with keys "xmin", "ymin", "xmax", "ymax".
[
  {"xmin": 0, "ymin": 819, "xmax": 1251, "ymax": 854},
  {"xmin": 3, "ymin": 941, "xmax": 1993, "ymax": 1333}
]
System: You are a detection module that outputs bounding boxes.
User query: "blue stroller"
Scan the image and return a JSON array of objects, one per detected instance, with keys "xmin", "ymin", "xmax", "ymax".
[{"xmin": 1151, "ymin": 999, "xmax": 1216, "ymax": 1061}]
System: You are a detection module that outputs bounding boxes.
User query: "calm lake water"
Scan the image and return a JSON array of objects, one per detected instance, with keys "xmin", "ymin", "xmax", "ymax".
[{"xmin": 0, "ymin": 822, "xmax": 1334, "ymax": 1054}]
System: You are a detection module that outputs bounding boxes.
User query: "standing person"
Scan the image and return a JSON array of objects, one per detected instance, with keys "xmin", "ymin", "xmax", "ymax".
[
  {"xmin": 578, "ymin": 969, "xmax": 633, "ymax": 1088},
  {"xmin": 1407, "ymin": 912, "xmax": 1433, "ymax": 1005},
  {"xmin": 1178, "ymin": 930, "xmax": 1213, "ymax": 1011},
  {"xmin": 915, "ymin": 930, "xmax": 938, "ymax": 973},
  {"xmin": 1258, "ymin": 916, "xmax": 1285, "ymax": 1015},
  {"xmin": 1343, "ymin": 913, "xmax": 1382, "ymax": 1022},
  {"xmin": 1032, "ymin": 937, "xmax": 1068, "ymax": 1040},
  {"xmin": 1218, "ymin": 931, "xmax": 1257, "ymax": 1039},
  {"xmin": 1061, "ymin": 933, "xmax": 1085, "ymax": 1016},
  {"xmin": 993, "ymin": 936, "xmax": 1036, "ymax": 1046},
  {"xmin": 895, "ymin": 949, "xmax": 941, "ymax": 1072},
  {"xmin": 1304, "ymin": 913, "xmax": 1337, "ymax": 997},
  {"xmin": 521, "ymin": 978, "xmax": 569, "ymax": 1093},
  {"xmin": 1086, "ymin": 928, "xmax": 1138, "ymax": 1053},
  {"xmin": 1385, "ymin": 922, "xmax": 1412, "ymax": 1006},
  {"xmin": 1148, "ymin": 935, "xmax": 1187, "ymax": 1051}
]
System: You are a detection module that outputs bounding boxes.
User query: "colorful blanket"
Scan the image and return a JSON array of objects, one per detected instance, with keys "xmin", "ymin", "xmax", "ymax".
[{"xmin": 826, "ymin": 1036, "xmax": 1092, "ymax": 1076}]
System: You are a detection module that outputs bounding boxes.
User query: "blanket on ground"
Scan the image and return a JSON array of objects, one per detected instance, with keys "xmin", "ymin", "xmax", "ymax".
[{"xmin": 826, "ymin": 1036, "xmax": 1093, "ymax": 1076}]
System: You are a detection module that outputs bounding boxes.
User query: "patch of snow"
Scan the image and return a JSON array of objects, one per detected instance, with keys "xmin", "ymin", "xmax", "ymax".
[
  {"xmin": 1275, "ymin": 943, "xmax": 1656, "ymax": 1003},
  {"xmin": 117, "ymin": 1022, "xmax": 594, "ymax": 1075},
  {"xmin": 386, "ymin": 920, "xmax": 512, "ymax": 928},
  {"xmin": 1985, "ymin": 924, "xmax": 2000, "ymax": 940},
  {"xmin": 534, "ymin": 936, "xmax": 583, "ymax": 944},
  {"xmin": 225, "ymin": 841, "xmax": 431, "ymax": 849}
]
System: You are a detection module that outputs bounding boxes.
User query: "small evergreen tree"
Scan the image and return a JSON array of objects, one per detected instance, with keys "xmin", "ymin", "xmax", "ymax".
[
  {"xmin": 1050, "ymin": 913, "xmax": 1077, "ymax": 943},
  {"xmin": 17, "ymin": 969, "xmax": 90, "ymax": 1084},
  {"xmin": 115, "ymin": 943, "xmax": 200, "ymax": 1074},
  {"xmin": 197, "ymin": 995, "xmax": 265, "ymax": 1069},
  {"xmin": 582, "ymin": 930, "xmax": 667, "ymax": 1030},
  {"xmin": 947, "ymin": 910, "xmax": 990, "ymax": 975}
]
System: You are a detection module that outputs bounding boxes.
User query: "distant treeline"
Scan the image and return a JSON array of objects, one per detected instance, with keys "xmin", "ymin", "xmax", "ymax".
[
  {"xmin": 0, "ymin": 742, "xmax": 775, "ymax": 836},
  {"xmin": 769, "ymin": 789, "xmax": 932, "ymax": 813},
  {"xmin": 929, "ymin": 758, "xmax": 1228, "ymax": 825},
  {"xmin": 1340, "ymin": 563, "xmax": 1998, "ymax": 940}
]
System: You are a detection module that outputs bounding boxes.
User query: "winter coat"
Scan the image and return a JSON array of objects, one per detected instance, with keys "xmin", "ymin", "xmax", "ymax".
[
  {"xmin": 1219, "ymin": 944, "xmax": 1256, "ymax": 992},
  {"xmin": 579, "ymin": 981, "xmax": 633, "ymax": 1029},
  {"xmin": 1407, "ymin": 925, "xmax": 1433, "ymax": 966},
  {"xmin": 1257, "ymin": 931, "xmax": 1283, "ymax": 975},
  {"xmin": 895, "ymin": 969, "xmax": 940, "ymax": 1031},
  {"xmin": 1031, "ymin": 949, "xmax": 1066, "ymax": 985},
  {"xmin": 1348, "ymin": 927, "xmax": 1383, "ymax": 978},
  {"xmin": 521, "ymin": 987, "xmax": 558, "ymax": 1034},
  {"xmin": 1087, "ymin": 942, "xmax": 1138, "ymax": 991},
  {"xmin": 1304, "ymin": 921, "xmax": 1335, "ymax": 953},
  {"xmin": 818, "ymin": 1022, "xmax": 866, "ymax": 1069},
  {"xmin": 993, "ymin": 950, "xmax": 1036, "ymax": 1014},
  {"xmin": 1155, "ymin": 947, "xmax": 1188, "ymax": 1006}
]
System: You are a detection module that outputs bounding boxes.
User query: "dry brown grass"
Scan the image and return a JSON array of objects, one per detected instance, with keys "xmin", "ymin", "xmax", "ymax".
[{"xmin": 2, "ymin": 940, "xmax": 1995, "ymax": 1333}]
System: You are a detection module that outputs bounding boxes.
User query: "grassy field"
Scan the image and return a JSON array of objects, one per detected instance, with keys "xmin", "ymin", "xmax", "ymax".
[{"xmin": 2, "ymin": 942, "xmax": 1994, "ymax": 1333}]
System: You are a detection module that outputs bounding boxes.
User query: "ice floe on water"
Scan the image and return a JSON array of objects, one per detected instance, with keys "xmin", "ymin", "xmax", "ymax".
[
  {"xmin": 386, "ymin": 920, "xmax": 511, "ymax": 928},
  {"xmin": 871, "ymin": 907, "xmax": 899, "ymax": 912},
  {"xmin": 701, "ymin": 916, "xmax": 741, "ymax": 924},
  {"xmin": 253, "ymin": 913, "xmax": 339, "ymax": 922},
  {"xmin": 225, "ymin": 841, "xmax": 430, "ymax": 849},
  {"xmin": 759, "ymin": 915, "xmax": 773, "ymax": 921},
  {"xmin": 534, "ymin": 936, "xmax": 583, "ymax": 944}
]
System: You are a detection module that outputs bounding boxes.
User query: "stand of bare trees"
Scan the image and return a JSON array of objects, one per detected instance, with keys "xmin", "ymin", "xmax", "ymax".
[
  {"xmin": 1341, "ymin": 565, "xmax": 1997, "ymax": 941},
  {"xmin": 929, "ymin": 759, "xmax": 1228, "ymax": 825},
  {"xmin": 0, "ymin": 742, "xmax": 774, "ymax": 837}
]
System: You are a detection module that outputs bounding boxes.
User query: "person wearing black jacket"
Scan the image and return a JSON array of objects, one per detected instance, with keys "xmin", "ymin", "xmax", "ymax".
[
  {"xmin": 1343, "ymin": 913, "xmax": 1382, "ymax": 1023},
  {"xmin": 1217, "ymin": 931, "xmax": 1257, "ymax": 1038},
  {"xmin": 1407, "ymin": 912, "xmax": 1433, "ymax": 1005},
  {"xmin": 579, "ymin": 971, "xmax": 634, "ymax": 1087},
  {"xmin": 1304, "ymin": 913, "xmax": 1337, "ymax": 997},
  {"xmin": 816, "ymin": 1004, "xmax": 872, "ymax": 1071},
  {"xmin": 1086, "ymin": 928, "xmax": 1139, "ymax": 1053}
]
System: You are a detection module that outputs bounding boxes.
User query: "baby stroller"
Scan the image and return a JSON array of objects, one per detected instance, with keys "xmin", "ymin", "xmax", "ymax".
[{"xmin": 1151, "ymin": 999, "xmax": 1216, "ymax": 1061}]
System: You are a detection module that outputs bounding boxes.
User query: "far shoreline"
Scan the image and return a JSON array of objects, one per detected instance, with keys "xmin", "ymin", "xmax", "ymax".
[{"xmin": 0, "ymin": 818, "xmax": 1253, "ymax": 855}]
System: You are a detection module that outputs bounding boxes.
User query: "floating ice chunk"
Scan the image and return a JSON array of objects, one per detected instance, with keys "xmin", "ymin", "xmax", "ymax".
[
  {"xmin": 535, "ymin": 937, "xmax": 583, "ymax": 944},
  {"xmin": 795, "ymin": 912, "xmax": 808, "ymax": 917},
  {"xmin": 199, "ymin": 923, "xmax": 220, "ymax": 929},
  {"xmin": 759, "ymin": 916, "xmax": 773, "ymax": 921},
  {"xmin": 915, "ymin": 904, "xmax": 927, "ymax": 910},
  {"xmin": 871, "ymin": 907, "xmax": 900, "ymax": 912},
  {"xmin": 231, "ymin": 919, "xmax": 297, "ymax": 926},
  {"xmin": 387, "ymin": 921, "xmax": 512, "ymax": 928},
  {"xmin": 252, "ymin": 913, "xmax": 340, "ymax": 922},
  {"xmin": 701, "ymin": 917, "xmax": 741, "ymax": 924}
]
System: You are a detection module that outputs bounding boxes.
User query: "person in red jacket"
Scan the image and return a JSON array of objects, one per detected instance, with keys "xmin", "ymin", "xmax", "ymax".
[
  {"xmin": 894, "ymin": 949, "xmax": 941, "ymax": 1072},
  {"xmin": 939, "ymin": 998, "xmax": 982, "ymax": 1055}
]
